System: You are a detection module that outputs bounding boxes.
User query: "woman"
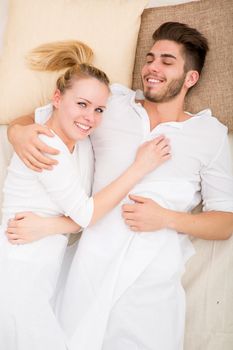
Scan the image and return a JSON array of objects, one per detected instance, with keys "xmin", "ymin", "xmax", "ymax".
[{"xmin": 0, "ymin": 41, "xmax": 170, "ymax": 350}]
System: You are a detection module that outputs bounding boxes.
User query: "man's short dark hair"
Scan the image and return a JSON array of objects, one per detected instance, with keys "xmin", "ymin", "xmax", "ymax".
[{"xmin": 152, "ymin": 22, "xmax": 209, "ymax": 75}]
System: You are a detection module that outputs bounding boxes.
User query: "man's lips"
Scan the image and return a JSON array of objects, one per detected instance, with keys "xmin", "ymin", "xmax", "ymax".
[{"xmin": 144, "ymin": 75, "xmax": 165, "ymax": 86}]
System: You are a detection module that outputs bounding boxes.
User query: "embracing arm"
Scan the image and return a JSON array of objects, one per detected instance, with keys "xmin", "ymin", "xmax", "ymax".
[
  {"xmin": 167, "ymin": 209, "xmax": 233, "ymax": 239},
  {"xmin": 35, "ymin": 134, "xmax": 170, "ymax": 228},
  {"xmin": 7, "ymin": 114, "xmax": 59, "ymax": 171},
  {"xmin": 7, "ymin": 212, "xmax": 80, "ymax": 243},
  {"xmin": 122, "ymin": 194, "xmax": 233, "ymax": 240},
  {"xmin": 7, "ymin": 135, "xmax": 171, "ymax": 244},
  {"xmin": 122, "ymin": 132, "xmax": 233, "ymax": 241}
]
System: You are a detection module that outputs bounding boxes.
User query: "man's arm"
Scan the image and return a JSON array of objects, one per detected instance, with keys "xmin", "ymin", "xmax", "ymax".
[
  {"xmin": 7, "ymin": 212, "xmax": 81, "ymax": 244},
  {"xmin": 122, "ymin": 194, "xmax": 233, "ymax": 240},
  {"xmin": 7, "ymin": 114, "xmax": 59, "ymax": 171},
  {"xmin": 123, "ymin": 130, "xmax": 233, "ymax": 241}
]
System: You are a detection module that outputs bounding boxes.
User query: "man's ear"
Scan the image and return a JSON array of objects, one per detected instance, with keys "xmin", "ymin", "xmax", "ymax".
[
  {"xmin": 185, "ymin": 70, "xmax": 199, "ymax": 89},
  {"xmin": 52, "ymin": 89, "xmax": 62, "ymax": 108}
]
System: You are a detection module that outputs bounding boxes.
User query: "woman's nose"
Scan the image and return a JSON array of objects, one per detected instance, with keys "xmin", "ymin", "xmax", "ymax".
[{"xmin": 83, "ymin": 109, "xmax": 95, "ymax": 123}]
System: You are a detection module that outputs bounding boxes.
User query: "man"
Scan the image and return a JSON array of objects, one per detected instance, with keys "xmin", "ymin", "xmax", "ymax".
[{"xmin": 7, "ymin": 22, "xmax": 233, "ymax": 350}]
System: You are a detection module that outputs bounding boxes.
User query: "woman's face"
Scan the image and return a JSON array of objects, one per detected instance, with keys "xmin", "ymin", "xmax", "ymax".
[{"xmin": 51, "ymin": 77, "xmax": 109, "ymax": 150}]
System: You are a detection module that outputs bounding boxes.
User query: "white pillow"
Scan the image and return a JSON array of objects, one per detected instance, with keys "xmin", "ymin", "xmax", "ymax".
[
  {"xmin": 0, "ymin": 0, "xmax": 8, "ymax": 55},
  {"xmin": 0, "ymin": 0, "xmax": 147, "ymax": 124},
  {"xmin": 146, "ymin": 0, "xmax": 199, "ymax": 8}
]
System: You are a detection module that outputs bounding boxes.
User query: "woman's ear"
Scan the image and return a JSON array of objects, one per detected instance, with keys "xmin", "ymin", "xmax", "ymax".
[
  {"xmin": 185, "ymin": 70, "xmax": 199, "ymax": 89},
  {"xmin": 52, "ymin": 89, "xmax": 62, "ymax": 108}
]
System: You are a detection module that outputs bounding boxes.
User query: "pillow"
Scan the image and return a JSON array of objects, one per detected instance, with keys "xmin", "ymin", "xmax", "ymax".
[
  {"xmin": 0, "ymin": 0, "xmax": 8, "ymax": 55},
  {"xmin": 0, "ymin": 0, "xmax": 147, "ymax": 124},
  {"xmin": 146, "ymin": 0, "xmax": 199, "ymax": 7},
  {"xmin": 133, "ymin": 0, "xmax": 233, "ymax": 132}
]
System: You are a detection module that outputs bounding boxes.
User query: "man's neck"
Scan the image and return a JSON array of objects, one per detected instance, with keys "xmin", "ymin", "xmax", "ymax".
[{"xmin": 142, "ymin": 98, "xmax": 190, "ymax": 130}]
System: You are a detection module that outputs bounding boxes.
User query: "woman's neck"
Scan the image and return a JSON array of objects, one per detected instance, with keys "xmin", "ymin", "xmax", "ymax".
[{"xmin": 45, "ymin": 114, "xmax": 75, "ymax": 153}]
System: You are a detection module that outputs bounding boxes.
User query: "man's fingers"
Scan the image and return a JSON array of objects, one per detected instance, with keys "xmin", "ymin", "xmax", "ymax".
[
  {"xmin": 14, "ymin": 212, "xmax": 30, "ymax": 220},
  {"xmin": 130, "ymin": 226, "xmax": 140, "ymax": 232},
  {"xmin": 35, "ymin": 139, "xmax": 59, "ymax": 156},
  {"xmin": 7, "ymin": 220, "xmax": 17, "ymax": 229},
  {"xmin": 6, "ymin": 232, "xmax": 18, "ymax": 239},
  {"xmin": 122, "ymin": 204, "xmax": 135, "ymax": 213},
  {"xmin": 8, "ymin": 238, "xmax": 26, "ymax": 245},
  {"xmin": 22, "ymin": 156, "xmax": 43, "ymax": 172},
  {"xmin": 122, "ymin": 211, "xmax": 137, "ymax": 220},
  {"xmin": 36, "ymin": 125, "xmax": 54, "ymax": 138},
  {"xmin": 128, "ymin": 194, "xmax": 148, "ymax": 203},
  {"xmin": 26, "ymin": 153, "xmax": 55, "ymax": 170}
]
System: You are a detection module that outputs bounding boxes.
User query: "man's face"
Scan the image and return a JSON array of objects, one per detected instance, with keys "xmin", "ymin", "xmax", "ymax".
[{"xmin": 141, "ymin": 40, "xmax": 187, "ymax": 103}]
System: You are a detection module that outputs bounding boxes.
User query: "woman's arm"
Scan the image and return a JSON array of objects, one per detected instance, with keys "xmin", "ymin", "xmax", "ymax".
[
  {"xmin": 7, "ymin": 135, "xmax": 171, "ymax": 244},
  {"xmin": 35, "ymin": 134, "xmax": 170, "ymax": 228},
  {"xmin": 90, "ymin": 137, "xmax": 169, "ymax": 225},
  {"xmin": 7, "ymin": 114, "xmax": 59, "ymax": 171}
]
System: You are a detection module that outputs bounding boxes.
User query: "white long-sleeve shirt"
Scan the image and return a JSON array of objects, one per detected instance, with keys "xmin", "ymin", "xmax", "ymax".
[
  {"xmin": 1, "ymin": 127, "xmax": 94, "ymax": 228},
  {"xmin": 34, "ymin": 85, "xmax": 233, "ymax": 348}
]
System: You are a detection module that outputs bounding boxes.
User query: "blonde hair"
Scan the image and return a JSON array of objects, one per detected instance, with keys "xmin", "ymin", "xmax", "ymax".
[
  {"xmin": 27, "ymin": 40, "xmax": 93, "ymax": 71},
  {"xmin": 26, "ymin": 40, "xmax": 110, "ymax": 92}
]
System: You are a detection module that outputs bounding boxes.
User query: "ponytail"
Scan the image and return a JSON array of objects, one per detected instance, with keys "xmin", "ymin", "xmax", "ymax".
[
  {"xmin": 26, "ymin": 40, "xmax": 93, "ymax": 71},
  {"xmin": 26, "ymin": 40, "xmax": 109, "ymax": 92}
]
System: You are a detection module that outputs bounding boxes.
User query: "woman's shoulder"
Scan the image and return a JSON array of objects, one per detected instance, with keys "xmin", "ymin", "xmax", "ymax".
[{"xmin": 38, "ymin": 132, "xmax": 72, "ymax": 157}]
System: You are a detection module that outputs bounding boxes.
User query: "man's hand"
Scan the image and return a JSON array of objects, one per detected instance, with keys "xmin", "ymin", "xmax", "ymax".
[
  {"xmin": 8, "ymin": 123, "xmax": 59, "ymax": 172},
  {"xmin": 122, "ymin": 194, "xmax": 168, "ymax": 232},
  {"xmin": 6, "ymin": 212, "xmax": 51, "ymax": 244},
  {"xmin": 122, "ymin": 194, "xmax": 233, "ymax": 240}
]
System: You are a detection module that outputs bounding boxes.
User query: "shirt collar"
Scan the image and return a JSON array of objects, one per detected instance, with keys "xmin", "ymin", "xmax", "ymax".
[{"xmin": 133, "ymin": 90, "xmax": 212, "ymax": 129}]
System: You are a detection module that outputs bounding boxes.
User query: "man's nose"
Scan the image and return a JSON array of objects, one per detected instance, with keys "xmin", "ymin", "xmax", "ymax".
[{"xmin": 149, "ymin": 59, "xmax": 161, "ymax": 72}]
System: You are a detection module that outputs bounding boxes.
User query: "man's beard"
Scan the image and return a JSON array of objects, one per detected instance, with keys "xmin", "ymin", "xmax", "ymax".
[{"xmin": 143, "ymin": 73, "xmax": 186, "ymax": 103}]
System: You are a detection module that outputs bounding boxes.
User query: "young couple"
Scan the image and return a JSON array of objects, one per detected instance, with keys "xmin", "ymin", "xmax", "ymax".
[{"xmin": 1, "ymin": 22, "xmax": 233, "ymax": 350}]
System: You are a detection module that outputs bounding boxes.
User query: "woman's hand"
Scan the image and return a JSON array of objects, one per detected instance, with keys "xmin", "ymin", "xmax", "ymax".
[
  {"xmin": 134, "ymin": 135, "xmax": 171, "ymax": 175},
  {"xmin": 6, "ymin": 212, "xmax": 53, "ymax": 244},
  {"xmin": 8, "ymin": 122, "xmax": 59, "ymax": 172}
]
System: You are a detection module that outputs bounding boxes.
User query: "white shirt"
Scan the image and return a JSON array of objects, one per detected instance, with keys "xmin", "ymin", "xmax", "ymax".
[
  {"xmin": 35, "ymin": 85, "xmax": 233, "ymax": 346},
  {"xmin": 91, "ymin": 84, "xmax": 233, "ymax": 213},
  {"xmin": 2, "ymin": 124, "xmax": 94, "ymax": 228},
  {"xmin": 35, "ymin": 84, "xmax": 233, "ymax": 262}
]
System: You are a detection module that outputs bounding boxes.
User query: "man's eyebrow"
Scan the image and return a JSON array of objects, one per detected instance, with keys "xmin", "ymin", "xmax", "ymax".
[
  {"xmin": 161, "ymin": 53, "xmax": 177, "ymax": 59},
  {"xmin": 146, "ymin": 52, "xmax": 154, "ymax": 58},
  {"xmin": 146, "ymin": 52, "xmax": 177, "ymax": 60}
]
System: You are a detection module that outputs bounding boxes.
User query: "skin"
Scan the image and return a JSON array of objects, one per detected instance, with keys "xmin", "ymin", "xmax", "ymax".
[
  {"xmin": 6, "ymin": 75, "xmax": 171, "ymax": 244},
  {"xmin": 122, "ymin": 40, "xmax": 233, "ymax": 239},
  {"xmin": 47, "ymin": 79, "xmax": 109, "ymax": 152},
  {"xmin": 6, "ymin": 39, "xmax": 233, "ymax": 242}
]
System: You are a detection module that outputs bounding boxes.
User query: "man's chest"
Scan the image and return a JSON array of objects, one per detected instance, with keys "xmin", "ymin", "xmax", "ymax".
[{"xmin": 91, "ymin": 119, "xmax": 206, "ymax": 188}]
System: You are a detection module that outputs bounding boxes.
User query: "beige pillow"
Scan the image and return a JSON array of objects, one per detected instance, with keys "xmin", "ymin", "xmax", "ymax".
[
  {"xmin": 133, "ymin": 0, "xmax": 233, "ymax": 132},
  {"xmin": 0, "ymin": 0, "xmax": 147, "ymax": 124}
]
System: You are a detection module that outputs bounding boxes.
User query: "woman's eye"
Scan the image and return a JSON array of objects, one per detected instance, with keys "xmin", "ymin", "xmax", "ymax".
[
  {"xmin": 77, "ymin": 102, "xmax": 86, "ymax": 107},
  {"xmin": 95, "ymin": 108, "xmax": 104, "ymax": 114}
]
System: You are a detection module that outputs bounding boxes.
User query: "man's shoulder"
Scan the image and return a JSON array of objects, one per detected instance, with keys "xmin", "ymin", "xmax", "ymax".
[{"xmin": 191, "ymin": 109, "xmax": 228, "ymax": 135}]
